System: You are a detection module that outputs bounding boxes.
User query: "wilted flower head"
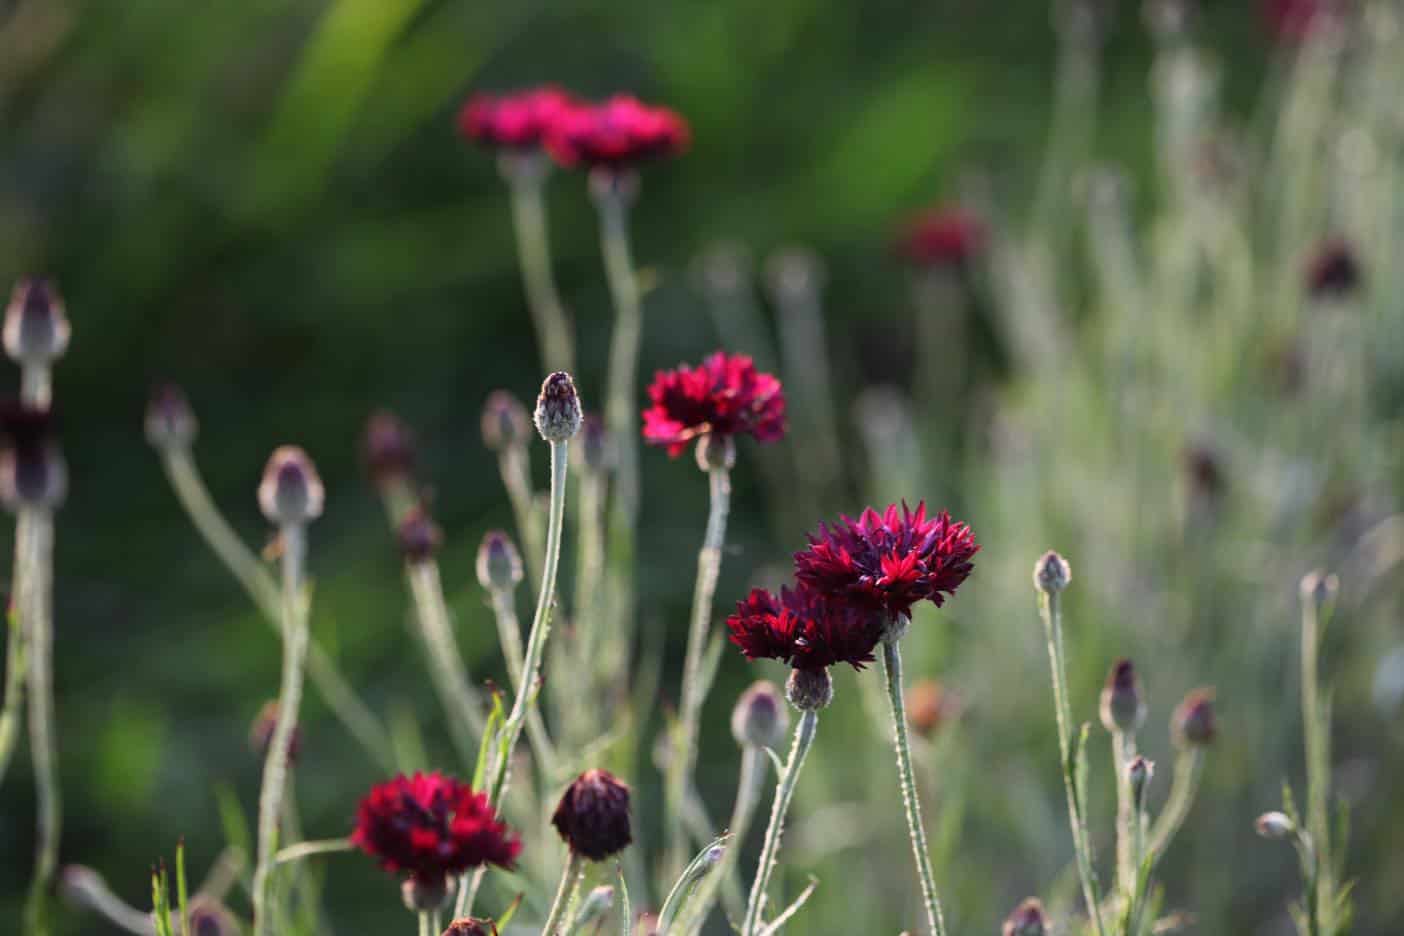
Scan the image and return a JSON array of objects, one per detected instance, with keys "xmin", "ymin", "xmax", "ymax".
[
  {"xmin": 398, "ymin": 506, "xmax": 443, "ymax": 563},
  {"xmin": 3, "ymin": 277, "xmax": 69, "ymax": 366},
  {"xmin": 642, "ymin": 351, "xmax": 786, "ymax": 458},
  {"xmin": 793, "ymin": 503, "xmax": 978, "ymax": 621},
  {"xmin": 145, "ymin": 384, "xmax": 198, "ymax": 450},
  {"xmin": 1100, "ymin": 658, "xmax": 1146, "ymax": 734},
  {"xmin": 727, "ymin": 585, "xmax": 884, "ymax": 672},
  {"xmin": 905, "ymin": 679, "xmax": 960, "ymax": 738},
  {"xmin": 442, "ymin": 918, "xmax": 498, "ymax": 936},
  {"xmin": 546, "ymin": 95, "xmax": 690, "ymax": 170},
  {"xmin": 362, "ymin": 409, "xmax": 416, "ymax": 486},
  {"xmin": 1002, "ymin": 897, "xmax": 1049, "ymax": 936},
  {"xmin": 534, "ymin": 371, "xmax": 583, "ymax": 443},
  {"xmin": 249, "ymin": 700, "xmax": 301, "ymax": 765},
  {"xmin": 1306, "ymin": 237, "xmax": 1362, "ymax": 299},
  {"xmin": 552, "ymin": 769, "xmax": 633, "ymax": 860},
  {"xmin": 458, "ymin": 86, "xmax": 577, "ymax": 150},
  {"xmin": 476, "ymin": 530, "xmax": 524, "ymax": 592},
  {"xmin": 0, "ymin": 402, "xmax": 66, "ymax": 512},
  {"xmin": 731, "ymin": 680, "xmax": 789, "ymax": 749},
  {"xmin": 351, "ymin": 772, "xmax": 521, "ymax": 883},
  {"xmin": 1172, "ymin": 688, "xmax": 1216, "ymax": 747},
  {"xmin": 1033, "ymin": 550, "xmax": 1072, "ymax": 593},
  {"xmin": 258, "ymin": 446, "xmax": 324, "ymax": 526},
  {"xmin": 895, "ymin": 206, "xmax": 986, "ymax": 269},
  {"xmin": 481, "ymin": 391, "xmax": 532, "ymax": 452}
]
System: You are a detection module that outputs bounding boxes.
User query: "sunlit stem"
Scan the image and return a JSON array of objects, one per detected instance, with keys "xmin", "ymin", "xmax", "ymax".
[
  {"xmin": 498, "ymin": 444, "xmax": 544, "ymax": 589},
  {"xmin": 22, "ymin": 510, "xmax": 57, "ymax": 936},
  {"xmin": 1301, "ymin": 588, "xmax": 1333, "ymax": 934},
  {"xmin": 1112, "ymin": 729, "xmax": 1138, "ymax": 894},
  {"xmin": 503, "ymin": 153, "xmax": 574, "ymax": 376},
  {"xmin": 418, "ymin": 911, "xmax": 433, "ymax": 936},
  {"xmin": 677, "ymin": 744, "xmax": 764, "ymax": 931},
  {"xmin": 742, "ymin": 707, "xmax": 818, "ymax": 936},
  {"xmin": 486, "ymin": 587, "xmax": 556, "ymax": 777},
  {"xmin": 406, "ymin": 559, "xmax": 485, "ymax": 764},
  {"xmin": 1147, "ymin": 747, "xmax": 1205, "ymax": 858},
  {"xmin": 0, "ymin": 518, "xmax": 28, "ymax": 789},
  {"xmin": 541, "ymin": 852, "xmax": 586, "ymax": 936}
]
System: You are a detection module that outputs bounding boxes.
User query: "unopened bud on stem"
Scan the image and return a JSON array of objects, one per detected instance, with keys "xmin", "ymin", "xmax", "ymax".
[
  {"xmin": 475, "ymin": 531, "xmax": 523, "ymax": 592},
  {"xmin": 258, "ymin": 446, "xmax": 324, "ymax": 527},
  {"xmin": 576, "ymin": 413, "xmax": 613, "ymax": 473},
  {"xmin": 401, "ymin": 875, "xmax": 450, "ymax": 913},
  {"xmin": 1128, "ymin": 755, "xmax": 1153, "ymax": 809},
  {"xmin": 1171, "ymin": 688, "xmax": 1216, "ymax": 747},
  {"xmin": 398, "ymin": 507, "xmax": 443, "ymax": 563},
  {"xmin": 4, "ymin": 277, "xmax": 69, "ymax": 367},
  {"xmin": 0, "ymin": 403, "xmax": 66, "ymax": 512},
  {"xmin": 785, "ymin": 667, "xmax": 833, "ymax": 711},
  {"xmin": 1002, "ymin": 897, "xmax": 1049, "ymax": 936},
  {"xmin": 362, "ymin": 409, "xmax": 415, "ymax": 486},
  {"xmin": 480, "ymin": 391, "xmax": 531, "ymax": 452},
  {"xmin": 1255, "ymin": 811, "xmax": 1295, "ymax": 840},
  {"xmin": 145, "ymin": 384, "xmax": 198, "ymax": 450},
  {"xmin": 1033, "ymin": 550, "xmax": 1071, "ymax": 593},
  {"xmin": 534, "ymin": 372, "xmax": 582, "ymax": 443},
  {"xmin": 731, "ymin": 680, "xmax": 788, "ymax": 749},
  {"xmin": 1100, "ymin": 658, "xmax": 1146, "ymax": 734},
  {"xmin": 1300, "ymin": 570, "xmax": 1339, "ymax": 609}
]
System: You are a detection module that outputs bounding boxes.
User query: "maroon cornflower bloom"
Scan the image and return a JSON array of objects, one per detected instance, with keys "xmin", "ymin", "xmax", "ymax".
[
  {"xmin": 793, "ymin": 502, "xmax": 978, "ymax": 621},
  {"xmin": 545, "ymin": 95, "xmax": 689, "ymax": 170},
  {"xmin": 1306, "ymin": 237, "xmax": 1362, "ymax": 299},
  {"xmin": 552, "ymin": 769, "xmax": 633, "ymax": 861},
  {"xmin": 351, "ymin": 773, "xmax": 521, "ymax": 883},
  {"xmin": 457, "ymin": 86, "xmax": 578, "ymax": 150},
  {"xmin": 895, "ymin": 206, "xmax": 986, "ymax": 269},
  {"xmin": 1264, "ymin": 0, "xmax": 1345, "ymax": 41},
  {"xmin": 727, "ymin": 585, "xmax": 884, "ymax": 672},
  {"xmin": 642, "ymin": 351, "xmax": 786, "ymax": 457}
]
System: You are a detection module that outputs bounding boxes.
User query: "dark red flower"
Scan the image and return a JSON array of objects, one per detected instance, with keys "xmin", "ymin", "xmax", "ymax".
[
  {"xmin": 457, "ymin": 86, "xmax": 578, "ymax": 149},
  {"xmin": 642, "ymin": 351, "xmax": 785, "ymax": 457},
  {"xmin": 1306, "ymin": 238, "xmax": 1362, "ymax": 299},
  {"xmin": 727, "ymin": 585, "xmax": 884, "ymax": 672},
  {"xmin": 895, "ymin": 207, "xmax": 986, "ymax": 269},
  {"xmin": 1264, "ymin": 0, "xmax": 1345, "ymax": 41},
  {"xmin": 545, "ymin": 95, "xmax": 689, "ymax": 170},
  {"xmin": 793, "ymin": 502, "xmax": 978, "ymax": 620},
  {"xmin": 351, "ymin": 772, "xmax": 521, "ymax": 883},
  {"xmin": 551, "ymin": 769, "xmax": 633, "ymax": 860}
]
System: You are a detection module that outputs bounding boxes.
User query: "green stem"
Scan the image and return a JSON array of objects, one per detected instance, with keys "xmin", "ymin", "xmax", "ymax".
[
  {"xmin": 1038, "ymin": 591, "xmax": 1106, "ymax": 936},
  {"xmin": 418, "ymin": 910, "xmax": 433, "ymax": 936},
  {"xmin": 1112, "ymin": 730, "xmax": 1138, "ymax": 895},
  {"xmin": 1301, "ymin": 592, "xmax": 1332, "ymax": 933},
  {"xmin": 677, "ymin": 744, "xmax": 764, "ymax": 932},
  {"xmin": 882, "ymin": 639, "xmax": 947, "ymax": 936},
  {"xmin": 742, "ymin": 707, "xmax": 818, "ymax": 936},
  {"xmin": 1147, "ymin": 748, "xmax": 1204, "ymax": 859},
  {"xmin": 252, "ymin": 524, "xmax": 311, "ymax": 936},
  {"xmin": 406, "ymin": 560, "xmax": 486, "ymax": 764},
  {"xmin": 22, "ymin": 511, "xmax": 57, "ymax": 935},
  {"xmin": 487, "ymin": 587, "xmax": 556, "ymax": 778},
  {"xmin": 667, "ymin": 464, "xmax": 732, "ymax": 876},
  {"xmin": 0, "ymin": 513, "xmax": 28, "ymax": 789},
  {"xmin": 160, "ymin": 449, "xmax": 394, "ymax": 771},
  {"xmin": 21, "ymin": 363, "xmax": 51, "ymax": 409},
  {"xmin": 507, "ymin": 164, "xmax": 574, "ymax": 375},
  {"xmin": 273, "ymin": 837, "xmax": 355, "ymax": 866},
  {"xmin": 572, "ymin": 469, "xmax": 608, "ymax": 712},
  {"xmin": 542, "ymin": 853, "xmax": 586, "ymax": 936},
  {"xmin": 498, "ymin": 446, "xmax": 544, "ymax": 590}
]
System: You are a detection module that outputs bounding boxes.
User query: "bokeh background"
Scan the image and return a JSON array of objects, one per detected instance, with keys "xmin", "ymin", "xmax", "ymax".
[{"xmin": 3, "ymin": 0, "xmax": 1403, "ymax": 932}]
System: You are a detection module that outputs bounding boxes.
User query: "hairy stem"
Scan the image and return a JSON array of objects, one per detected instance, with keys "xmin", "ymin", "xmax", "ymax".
[
  {"xmin": 1147, "ymin": 747, "xmax": 1205, "ymax": 859},
  {"xmin": 406, "ymin": 560, "xmax": 486, "ymax": 764},
  {"xmin": 22, "ymin": 511, "xmax": 57, "ymax": 935},
  {"xmin": 742, "ymin": 707, "xmax": 818, "ymax": 936},
  {"xmin": 487, "ymin": 587, "xmax": 555, "ymax": 777},
  {"xmin": 498, "ymin": 445, "xmax": 544, "ymax": 589},
  {"xmin": 507, "ymin": 166, "xmax": 574, "ymax": 375},
  {"xmin": 1301, "ymin": 593, "xmax": 1332, "ymax": 934},
  {"xmin": 678, "ymin": 744, "xmax": 764, "ymax": 932},
  {"xmin": 418, "ymin": 911, "xmax": 433, "ymax": 936},
  {"xmin": 1112, "ymin": 730, "xmax": 1138, "ymax": 895},
  {"xmin": 0, "ymin": 514, "xmax": 28, "ymax": 789},
  {"xmin": 542, "ymin": 853, "xmax": 586, "ymax": 936}
]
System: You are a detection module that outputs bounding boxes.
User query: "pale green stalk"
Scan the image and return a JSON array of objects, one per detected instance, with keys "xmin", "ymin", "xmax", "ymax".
[
  {"xmin": 742, "ymin": 707, "xmax": 818, "ymax": 936},
  {"xmin": 252, "ymin": 524, "xmax": 311, "ymax": 936},
  {"xmin": 572, "ymin": 467, "xmax": 608, "ymax": 696},
  {"xmin": 1112, "ymin": 730, "xmax": 1138, "ymax": 895},
  {"xmin": 881, "ymin": 639, "xmax": 947, "ymax": 936},
  {"xmin": 418, "ymin": 911, "xmax": 433, "ymax": 936},
  {"xmin": 1147, "ymin": 748, "xmax": 1205, "ymax": 858},
  {"xmin": 22, "ymin": 511, "xmax": 57, "ymax": 935},
  {"xmin": 676, "ymin": 745, "xmax": 764, "ymax": 932},
  {"xmin": 1301, "ymin": 587, "xmax": 1333, "ymax": 934},
  {"xmin": 486, "ymin": 586, "xmax": 556, "ymax": 778},
  {"xmin": 406, "ymin": 559, "xmax": 486, "ymax": 763},
  {"xmin": 505, "ymin": 157, "xmax": 574, "ymax": 375},
  {"xmin": 542, "ymin": 853, "xmax": 586, "ymax": 936},
  {"xmin": 498, "ymin": 445, "xmax": 544, "ymax": 588},
  {"xmin": 273, "ymin": 837, "xmax": 355, "ymax": 866},
  {"xmin": 0, "ymin": 517, "xmax": 27, "ymax": 788}
]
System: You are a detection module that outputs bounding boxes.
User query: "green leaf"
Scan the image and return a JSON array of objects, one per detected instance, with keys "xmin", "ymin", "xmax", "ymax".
[
  {"xmin": 176, "ymin": 839, "xmax": 191, "ymax": 936},
  {"xmin": 617, "ymin": 866, "xmax": 631, "ymax": 936},
  {"xmin": 495, "ymin": 891, "xmax": 524, "ymax": 932},
  {"xmin": 472, "ymin": 688, "xmax": 506, "ymax": 792},
  {"xmin": 151, "ymin": 864, "xmax": 174, "ymax": 936},
  {"xmin": 657, "ymin": 835, "xmax": 729, "ymax": 933},
  {"xmin": 213, "ymin": 783, "xmax": 251, "ymax": 864},
  {"xmin": 763, "ymin": 745, "xmax": 786, "ymax": 779}
]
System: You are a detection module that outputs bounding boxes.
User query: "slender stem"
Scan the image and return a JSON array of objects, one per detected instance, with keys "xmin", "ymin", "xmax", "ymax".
[
  {"xmin": 667, "ymin": 464, "xmax": 732, "ymax": 875},
  {"xmin": 487, "ymin": 587, "xmax": 555, "ymax": 776},
  {"xmin": 542, "ymin": 853, "xmax": 586, "ymax": 936},
  {"xmin": 881, "ymin": 639, "xmax": 947, "ymax": 936},
  {"xmin": 272, "ymin": 837, "xmax": 355, "ymax": 867},
  {"xmin": 499, "ymin": 446, "xmax": 544, "ymax": 589},
  {"xmin": 418, "ymin": 910, "xmax": 433, "ymax": 936},
  {"xmin": 161, "ymin": 449, "xmax": 394, "ymax": 770},
  {"xmin": 406, "ymin": 560, "xmax": 486, "ymax": 763},
  {"xmin": 678, "ymin": 744, "xmax": 764, "ymax": 932},
  {"xmin": 1301, "ymin": 593, "xmax": 1332, "ymax": 932},
  {"xmin": 59, "ymin": 865, "xmax": 157, "ymax": 935},
  {"xmin": 572, "ymin": 469, "xmax": 608, "ymax": 704},
  {"xmin": 21, "ymin": 363, "xmax": 51, "ymax": 409},
  {"xmin": 252, "ymin": 524, "xmax": 311, "ymax": 936},
  {"xmin": 1147, "ymin": 748, "xmax": 1204, "ymax": 858},
  {"xmin": 507, "ymin": 165, "xmax": 574, "ymax": 375},
  {"xmin": 1112, "ymin": 730, "xmax": 1138, "ymax": 895},
  {"xmin": 1038, "ymin": 591, "xmax": 1106, "ymax": 936},
  {"xmin": 0, "ymin": 513, "xmax": 29, "ymax": 789},
  {"xmin": 742, "ymin": 707, "xmax": 818, "ymax": 936},
  {"xmin": 1126, "ymin": 784, "xmax": 1148, "ymax": 936},
  {"xmin": 22, "ymin": 511, "xmax": 57, "ymax": 935}
]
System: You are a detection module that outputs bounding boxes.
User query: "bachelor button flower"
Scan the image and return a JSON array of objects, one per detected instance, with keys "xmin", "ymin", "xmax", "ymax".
[
  {"xmin": 642, "ymin": 351, "xmax": 786, "ymax": 458},
  {"xmin": 726, "ymin": 586, "xmax": 884, "ymax": 673},
  {"xmin": 0, "ymin": 402, "xmax": 66, "ymax": 512},
  {"xmin": 793, "ymin": 502, "xmax": 978, "ymax": 622},
  {"xmin": 362, "ymin": 409, "xmax": 416, "ymax": 487},
  {"xmin": 458, "ymin": 86, "xmax": 578, "ymax": 150},
  {"xmin": 545, "ymin": 95, "xmax": 690, "ymax": 170},
  {"xmin": 351, "ymin": 773, "xmax": 521, "ymax": 885},
  {"xmin": 551, "ymin": 769, "xmax": 633, "ymax": 861},
  {"xmin": 1306, "ymin": 238, "xmax": 1362, "ymax": 299},
  {"xmin": 3, "ymin": 277, "xmax": 70, "ymax": 367},
  {"xmin": 895, "ymin": 206, "xmax": 986, "ymax": 270}
]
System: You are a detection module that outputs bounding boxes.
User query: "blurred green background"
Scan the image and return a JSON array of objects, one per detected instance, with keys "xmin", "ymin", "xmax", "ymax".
[{"xmin": 4, "ymin": 0, "xmax": 1404, "ymax": 933}]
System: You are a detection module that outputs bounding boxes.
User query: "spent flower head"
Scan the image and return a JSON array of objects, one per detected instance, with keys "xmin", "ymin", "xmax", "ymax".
[
  {"xmin": 476, "ymin": 530, "xmax": 524, "ymax": 592},
  {"xmin": 481, "ymin": 390, "xmax": 532, "ymax": 452},
  {"xmin": 258, "ymin": 446, "xmax": 323, "ymax": 527},
  {"xmin": 0, "ymin": 402, "xmax": 66, "ymax": 512},
  {"xmin": 534, "ymin": 371, "xmax": 582, "ymax": 443},
  {"xmin": 3, "ymin": 277, "xmax": 69, "ymax": 367},
  {"xmin": 642, "ymin": 351, "xmax": 785, "ymax": 459},
  {"xmin": 1100, "ymin": 658, "xmax": 1146, "ymax": 734},
  {"xmin": 145, "ymin": 383, "xmax": 198, "ymax": 450},
  {"xmin": 546, "ymin": 95, "xmax": 689, "ymax": 170},
  {"xmin": 552, "ymin": 769, "xmax": 633, "ymax": 861},
  {"xmin": 728, "ymin": 585, "xmax": 885, "ymax": 673},
  {"xmin": 458, "ymin": 86, "xmax": 578, "ymax": 150},
  {"xmin": 1172, "ymin": 688, "xmax": 1216, "ymax": 747}
]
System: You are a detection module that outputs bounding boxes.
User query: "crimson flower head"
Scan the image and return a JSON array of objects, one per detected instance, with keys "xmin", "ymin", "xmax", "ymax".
[
  {"xmin": 793, "ymin": 502, "xmax": 978, "ymax": 621},
  {"xmin": 727, "ymin": 585, "xmax": 884, "ymax": 672},
  {"xmin": 1263, "ymin": 0, "xmax": 1344, "ymax": 42},
  {"xmin": 895, "ymin": 206, "xmax": 986, "ymax": 269},
  {"xmin": 457, "ymin": 86, "xmax": 577, "ymax": 150},
  {"xmin": 351, "ymin": 772, "xmax": 521, "ymax": 883},
  {"xmin": 546, "ymin": 95, "xmax": 689, "ymax": 170},
  {"xmin": 642, "ymin": 351, "xmax": 785, "ymax": 457}
]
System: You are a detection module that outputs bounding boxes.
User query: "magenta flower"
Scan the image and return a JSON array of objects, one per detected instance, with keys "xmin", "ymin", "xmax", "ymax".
[
  {"xmin": 895, "ymin": 206, "xmax": 986, "ymax": 269},
  {"xmin": 545, "ymin": 95, "xmax": 689, "ymax": 170},
  {"xmin": 793, "ymin": 502, "xmax": 979, "ymax": 621},
  {"xmin": 727, "ymin": 585, "xmax": 884, "ymax": 672},
  {"xmin": 457, "ymin": 86, "xmax": 578, "ymax": 150},
  {"xmin": 642, "ymin": 351, "xmax": 785, "ymax": 457},
  {"xmin": 1263, "ymin": 0, "xmax": 1344, "ymax": 42}
]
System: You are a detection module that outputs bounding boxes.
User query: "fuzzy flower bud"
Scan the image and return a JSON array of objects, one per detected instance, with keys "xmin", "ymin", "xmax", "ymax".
[
  {"xmin": 1300, "ymin": 569, "xmax": 1339, "ymax": 609},
  {"xmin": 475, "ymin": 530, "xmax": 523, "ymax": 592},
  {"xmin": 401, "ymin": 875, "xmax": 451, "ymax": 913},
  {"xmin": 1100, "ymin": 658, "xmax": 1146, "ymax": 734},
  {"xmin": 731, "ymin": 680, "xmax": 788, "ymax": 749},
  {"xmin": 1171, "ymin": 688, "xmax": 1216, "ymax": 747},
  {"xmin": 442, "ymin": 919, "xmax": 497, "ymax": 936},
  {"xmin": 362, "ymin": 409, "xmax": 415, "ymax": 485},
  {"xmin": 694, "ymin": 432, "xmax": 736, "ymax": 472},
  {"xmin": 1128, "ymin": 755, "xmax": 1153, "ymax": 809},
  {"xmin": 534, "ymin": 371, "xmax": 582, "ymax": 443},
  {"xmin": 1255, "ymin": 811, "xmax": 1296, "ymax": 840},
  {"xmin": 258, "ymin": 446, "xmax": 324, "ymax": 526},
  {"xmin": 552, "ymin": 769, "xmax": 633, "ymax": 861},
  {"xmin": 398, "ymin": 507, "xmax": 443, "ymax": 564},
  {"xmin": 3, "ymin": 277, "xmax": 70, "ymax": 367},
  {"xmin": 249, "ymin": 700, "xmax": 301, "ymax": 765},
  {"xmin": 0, "ymin": 403, "xmax": 66, "ymax": 512},
  {"xmin": 480, "ymin": 391, "xmax": 531, "ymax": 452},
  {"xmin": 145, "ymin": 384, "xmax": 198, "ymax": 450},
  {"xmin": 785, "ymin": 667, "xmax": 833, "ymax": 712},
  {"xmin": 1002, "ymin": 898, "xmax": 1049, "ymax": 936},
  {"xmin": 1033, "ymin": 550, "xmax": 1071, "ymax": 593}
]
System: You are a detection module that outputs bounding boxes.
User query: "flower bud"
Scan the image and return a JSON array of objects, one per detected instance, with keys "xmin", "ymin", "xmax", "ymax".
[
  {"xmin": 575, "ymin": 412, "xmax": 613, "ymax": 473},
  {"xmin": 1255, "ymin": 811, "xmax": 1295, "ymax": 840},
  {"xmin": 1300, "ymin": 570, "xmax": 1339, "ymax": 608},
  {"xmin": 731, "ymin": 680, "xmax": 788, "ymax": 749},
  {"xmin": 480, "ymin": 391, "xmax": 531, "ymax": 452},
  {"xmin": 475, "ymin": 530, "xmax": 523, "ymax": 592},
  {"xmin": 362, "ymin": 409, "xmax": 415, "ymax": 485},
  {"xmin": 398, "ymin": 507, "xmax": 443, "ymax": 564},
  {"xmin": 1002, "ymin": 897, "xmax": 1049, "ymax": 936},
  {"xmin": 1306, "ymin": 238, "xmax": 1361, "ymax": 300},
  {"xmin": 1128, "ymin": 755, "xmax": 1153, "ymax": 809},
  {"xmin": 785, "ymin": 667, "xmax": 833, "ymax": 712},
  {"xmin": 187, "ymin": 898, "xmax": 240, "ymax": 936},
  {"xmin": 249, "ymin": 700, "xmax": 301, "ymax": 765},
  {"xmin": 0, "ymin": 403, "xmax": 66, "ymax": 512},
  {"xmin": 1171, "ymin": 688, "xmax": 1216, "ymax": 747},
  {"xmin": 401, "ymin": 875, "xmax": 451, "ymax": 913},
  {"xmin": 552, "ymin": 769, "xmax": 633, "ymax": 861},
  {"xmin": 906, "ymin": 679, "xmax": 959, "ymax": 738},
  {"xmin": 3, "ymin": 277, "xmax": 70, "ymax": 366},
  {"xmin": 534, "ymin": 371, "xmax": 582, "ymax": 443},
  {"xmin": 1100, "ymin": 658, "xmax": 1146, "ymax": 734},
  {"xmin": 1033, "ymin": 550, "xmax": 1071, "ymax": 593},
  {"xmin": 145, "ymin": 384, "xmax": 198, "ymax": 450},
  {"xmin": 442, "ymin": 919, "xmax": 497, "ymax": 936},
  {"xmin": 257, "ymin": 446, "xmax": 324, "ymax": 526},
  {"xmin": 694, "ymin": 432, "xmax": 736, "ymax": 472}
]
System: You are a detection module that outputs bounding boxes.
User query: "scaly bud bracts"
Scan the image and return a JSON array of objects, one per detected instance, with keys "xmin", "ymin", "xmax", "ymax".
[
  {"xmin": 1002, "ymin": 898, "xmax": 1049, "ymax": 936},
  {"xmin": 1033, "ymin": 550, "xmax": 1072, "ymax": 593},
  {"xmin": 731, "ymin": 680, "xmax": 788, "ymax": 749},
  {"xmin": 552, "ymin": 769, "xmax": 633, "ymax": 861},
  {"xmin": 785, "ymin": 667, "xmax": 833, "ymax": 712},
  {"xmin": 3, "ymin": 277, "xmax": 69, "ymax": 366},
  {"xmin": 534, "ymin": 371, "xmax": 582, "ymax": 443},
  {"xmin": 481, "ymin": 391, "xmax": 531, "ymax": 452},
  {"xmin": 1100, "ymin": 658, "xmax": 1146, "ymax": 734},
  {"xmin": 475, "ymin": 530, "xmax": 523, "ymax": 592},
  {"xmin": 145, "ymin": 384, "xmax": 198, "ymax": 450},
  {"xmin": 258, "ymin": 446, "xmax": 324, "ymax": 526},
  {"xmin": 1172, "ymin": 688, "xmax": 1216, "ymax": 747}
]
